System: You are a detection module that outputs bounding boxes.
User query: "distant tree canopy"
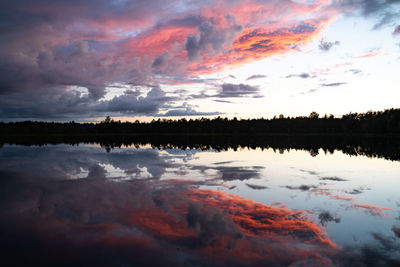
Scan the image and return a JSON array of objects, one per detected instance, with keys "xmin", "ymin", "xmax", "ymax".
[
  {"xmin": 0, "ymin": 108, "xmax": 399, "ymax": 136},
  {"xmin": 103, "ymin": 116, "xmax": 113, "ymax": 123},
  {"xmin": 309, "ymin": 111, "xmax": 319, "ymax": 119}
]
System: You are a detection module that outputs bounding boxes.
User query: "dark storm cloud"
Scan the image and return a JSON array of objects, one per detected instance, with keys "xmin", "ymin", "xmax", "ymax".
[
  {"xmin": 318, "ymin": 38, "xmax": 340, "ymax": 52},
  {"xmin": 216, "ymin": 83, "xmax": 262, "ymax": 98},
  {"xmin": 246, "ymin": 74, "xmax": 267, "ymax": 80}
]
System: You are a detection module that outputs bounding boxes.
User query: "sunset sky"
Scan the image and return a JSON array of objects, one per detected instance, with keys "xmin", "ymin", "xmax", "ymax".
[{"xmin": 1, "ymin": 0, "xmax": 399, "ymax": 121}]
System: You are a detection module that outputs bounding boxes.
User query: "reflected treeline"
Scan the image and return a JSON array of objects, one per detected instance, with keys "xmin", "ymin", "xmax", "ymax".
[{"xmin": 1, "ymin": 134, "xmax": 400, "ymax": 161}]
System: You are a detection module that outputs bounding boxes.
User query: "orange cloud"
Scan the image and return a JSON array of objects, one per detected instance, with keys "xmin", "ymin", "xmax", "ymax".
[
  {"xmin": 311, "ymin": 188, "xmax": 356, "ymax": 201},
  {"xmin": 352, "ymin": 203, "xmax": 392, "ymax": 217},
  {"xmin": 116, "ymin": 1, "xmax": 339, "ymax": 77},
  {"xmin": 310, "ymin": 188, "xmax": 392, "ymax": 217},
  {"xmin": 184, "ymin": 188, "xmax": 337, "ymax": 248},
  {"xmin": 353, "ymin": 48, "xmax": 384, "ymax": 59},
  {"xmin": 119, "ymin": 186, "xmax": 338, "ymax": 265},
  {"xmin": 188, "ymin": 18, "xmax": 334, "ymax": 74}
]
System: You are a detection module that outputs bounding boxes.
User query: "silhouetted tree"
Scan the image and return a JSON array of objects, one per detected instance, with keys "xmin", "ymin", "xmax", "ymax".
[
  {"xmin": 309, "ymin": 111, "xmax": 319, "ymax": 119},
  {"xmin": 103, "ymin": 116, "xmax": 112, "ymax": 123}
]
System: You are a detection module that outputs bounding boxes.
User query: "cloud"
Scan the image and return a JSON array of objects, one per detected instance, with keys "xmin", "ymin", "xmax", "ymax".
[
  {"xmin": 157, "ymin": 101, "xmax": 221, "ymax": 117},
  {"xmin": 311, "ymin": 188, "xmax": 356, "ymax": 201},
  {"xmin": 245, "ymin": 183, "xmax": 268, "ymax": 190},
  {"xmin": 393, "ymin": 226, "xmax": 400, "ymax": 238},
  {"xmin": 216, "ymin": 83, "xmax": 262, "ymax": 98},
  {"xmin": 318, "ymin": 211, "xmax": 341, "ymax": 226},
  {"xmin": 152, "ymin": 52, "xmax": 170, "ymax": 69},
  {"xmin": 321, "ymin": 82, "xmax": 347, "ymax": 87},
  {"xmin": 1, "ymin": 144, "xmax": 399, "ymax": 265},
  {"xmin": 0, "ymin": 145, "xmax": 175, "ymax": 180},
  {"xmin": 4, "ymin": 0, "xmax": 400, "ymax": 119},
  {"xmin": 185, "ymin": 20, "xmax": 243, "ymax": 61},
  {"xmin": 286, "ymin": 73, "xmax": 313, "ymax": 79},
  {"xmin": 0, "ymin": 163, "xmax": 340, "ymax": 266},
  {"xmin": 295, "ymin": 168, "xmax": 319, "ymax": 176},
  {"xmin": 189, "ymin": 165, "xmax": 263, "ymax": 181},
  {"xmin": 345, "ymin": 186, "xmax": 371, "ymax": 195},
  {"xmin": 159, "ymin": 108, "xmax": 221, "ymax": 117},
  {"xmin": 213, "ymin": 99, "xmax": 233, "ymax": 103},
  {"xmin": 393, "ymin": 25, "xmax": 400, "ymax": 35},
  {"xmin": 96, "ymin": 87, "xmax": 171, "ymax": 114},
  {"xmin": 284, "ymin": 185, "xmax": 317, "ymax": 191},
  {"xmin": 319, "ymin": 176, "xmax": 348, "ymax": 182},
  {"xmin": 217, "ymin": 166, "xmax": 264, "ymax": 181},
  {"xmin": 352, "ymin": 203, "xmax": 392, "ymax": 217},
  {"xmin": 0, "ymin": 86, "xmax": 173, "ymax": 119},
  {"xmin": 353, "ymin": 48, "xmax": 383, "ymax": 59},
  {"xmin": 185, "ymin": 201, "xmax": 243, "ymax": 244},
  {"xmin": 347, "ymin": 69, "xmax": 362, "ymax": 75},
  {"xmin": 299, "ymin": 89, "xmax": 319, "ymax": 95},
  {"xmin": 335, "ymin": 232, "xmax": 400, "ymax": 266},
  {"xmin": 318, "ymin": 38, "xmax": 340, "ymax": 52},
  {"xmin": 338, "ymin": 0, "xmax": 400, "ymax": 29},
  {"xmin": 0, "ymin": 0, "xmax": 342, "ymax": 119},
  {"xmin": 246, "ymin": 74, "xmax": 267, "ymax": 80}
]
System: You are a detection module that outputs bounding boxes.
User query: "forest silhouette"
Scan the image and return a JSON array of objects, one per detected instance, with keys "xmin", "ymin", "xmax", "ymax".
[
  {"xmin": 1, "ymin": 108, "xmax": 399, "ymax": 136},
  {"xmin": 1, "ymin": 108, "xmax": 399, "ymax": 161}
]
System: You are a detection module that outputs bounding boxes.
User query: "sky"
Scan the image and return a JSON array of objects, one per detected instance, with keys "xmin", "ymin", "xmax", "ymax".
[{"xmin": 1, "ymin": 0, "xmax": 400, "ymax": 121}]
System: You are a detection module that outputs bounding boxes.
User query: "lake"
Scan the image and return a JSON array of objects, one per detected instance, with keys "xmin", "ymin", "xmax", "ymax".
[{"xmin": 1, "ymin": 142, "xmax": 399, "ymax": 266}]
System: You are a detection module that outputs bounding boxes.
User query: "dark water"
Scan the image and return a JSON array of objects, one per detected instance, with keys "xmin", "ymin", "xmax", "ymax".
[{"xmin": 1, "ymin": 143, "xmax": 399, "ymax": 266}]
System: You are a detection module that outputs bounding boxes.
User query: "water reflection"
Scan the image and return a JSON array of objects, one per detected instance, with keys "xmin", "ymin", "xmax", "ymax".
[
  {"xmin": 2, "ymin": 135, "xmax": 400, "ymax": 161},
  {"xmin": 0, "ymin": 144, "xmax": 399, "ymax": 266}
]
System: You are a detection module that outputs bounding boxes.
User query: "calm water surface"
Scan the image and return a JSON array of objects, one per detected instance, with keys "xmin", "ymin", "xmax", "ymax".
[{"xmin": 1, "ymin": 144, "xmax": 399, "ymax": 266}]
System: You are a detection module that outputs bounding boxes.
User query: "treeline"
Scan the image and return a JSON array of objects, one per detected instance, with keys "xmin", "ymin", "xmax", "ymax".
[{"xmin": 1, "ymin": 108, "xmax": 400, "ymax": 136}]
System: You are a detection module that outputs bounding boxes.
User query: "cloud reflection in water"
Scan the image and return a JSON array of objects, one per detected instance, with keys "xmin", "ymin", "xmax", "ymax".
[{"xmin": 0, "ymin": 144, "xmax": 399, "ymax": 266}]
